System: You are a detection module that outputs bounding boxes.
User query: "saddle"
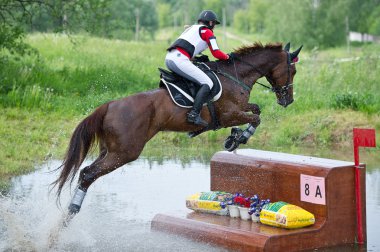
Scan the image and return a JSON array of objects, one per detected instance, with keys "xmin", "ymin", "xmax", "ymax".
[{"xmin": 158, "ymin": 62, "xmax": 222, "ymax": 108}]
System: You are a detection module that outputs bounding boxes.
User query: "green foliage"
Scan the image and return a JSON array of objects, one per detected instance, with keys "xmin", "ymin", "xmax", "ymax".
[
  {"xmin": 0, "ymin": 22, "xmax": 38, "ymax": 59},
  {"xmin": 247, "ymin": 0, "xmax": 268, "ymax": 33},
  {"xmin": 19, "ymin": 0, "xmax": 113, "ymax": 35},
  {"xmin": 233, "ymin": 10, "xmax": 250, "ymax": 33},
  {"xmin": 0, "ymin": 33, "xmax": 379, "ymax": 182},
  {"xmin": 331, "ymin": 92, "xmax": 361, "ymax": 110},
  {"xmin": 263, "ymin": 0, "xmax": 319, "ymax": 48},
  {"xmin": 233, "ymin": 0, "xmax": 380, "ymax": 48},
  {"xmin": 367, "ymin": 5, "xmax": 380, "ymax": 35},
  {"xmin": 203, "ymin": 0, "xmax": 227, "ymax": 21},
  {"xmin": 0, "ymin": 24, "xmax": 33, "ymax": 55},
  {"xmin": 101, "ymin": 0, "xmax": 158, "ymax": 40},
  {"xmin": 313, "ymin": 0, "xmax": 348, "ymax": 48},
  {"xmin": 2, "ymin": 84, "xmax": 54, "ymax": 109},
  {"xmin": 157, "ymin": 3, "xmax": 172, "ymax": 28},
  {"xmin": 233, "ymin": 0, "xmax": 268, "ymax": 34},
  {"xmin": 1, "ymin": 33, "xmax": 380, "ymax": 117},
  {"xmin": 331, "ymin": 92, "xmax": 377, "ymax": 113},
  {"xmin": 0, "ymin": 108, "xmax": 78, "ymax": 178}
]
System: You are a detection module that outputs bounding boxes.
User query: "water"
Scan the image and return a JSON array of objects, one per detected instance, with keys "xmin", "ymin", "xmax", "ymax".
[
  {"xmin": 0, "ymin": 152, "xmax": 379, "ymax": 252},
  {"xmin": 0, "ymin": 159, "xmax": 227, "ymax": 252}
]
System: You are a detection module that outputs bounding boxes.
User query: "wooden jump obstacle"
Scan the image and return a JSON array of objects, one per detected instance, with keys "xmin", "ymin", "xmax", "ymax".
[{"xmin": 151, "ymin": 149, "xmax": 366, "ymax": 251}]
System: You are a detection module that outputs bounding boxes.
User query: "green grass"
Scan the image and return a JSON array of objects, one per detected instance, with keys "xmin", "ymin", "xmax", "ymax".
[
  {"xmin": 0, "ymin": 32, "xmax": 379, "ymax": 186},
  {"xmin": 0, "ymin": 108, "xmax": 79, "ymax": 188}
]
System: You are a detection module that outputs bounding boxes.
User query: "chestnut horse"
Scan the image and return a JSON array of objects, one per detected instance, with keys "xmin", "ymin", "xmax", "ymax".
[{"xmin": 52, "ymin": 42, "xmax": 302, "ymax": 216}]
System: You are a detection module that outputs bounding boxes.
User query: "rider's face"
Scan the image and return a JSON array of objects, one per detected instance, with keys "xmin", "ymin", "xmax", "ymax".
[{"xmin": 209, "ymin": 21, "xmax": 215, "ymax": 29}]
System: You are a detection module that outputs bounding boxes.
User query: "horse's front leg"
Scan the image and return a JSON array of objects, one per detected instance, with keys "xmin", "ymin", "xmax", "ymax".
[
  {"xmin": 221, "ymin": 110, "xmax": 261, "ymax": 151},
  {"xmin": 246, "ymin": 103, "xmax": 261, "ymax": 115}
]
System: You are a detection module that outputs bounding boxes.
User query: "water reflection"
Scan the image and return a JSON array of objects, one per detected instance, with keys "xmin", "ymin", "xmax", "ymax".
[{"xmin": 0, "ymin": 148, "xmax": 379, "ymax": 252}]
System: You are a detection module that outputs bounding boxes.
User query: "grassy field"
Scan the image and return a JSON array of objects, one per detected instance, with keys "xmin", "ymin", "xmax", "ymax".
[{"xmin": 0, "ymin": 32, "xmax": 379, "ymax": 188}]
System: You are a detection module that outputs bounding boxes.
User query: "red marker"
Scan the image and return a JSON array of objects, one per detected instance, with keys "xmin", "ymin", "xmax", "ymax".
[{"xmin": 353, "ymin": 128, "xmax": 376, "ymax": 244}]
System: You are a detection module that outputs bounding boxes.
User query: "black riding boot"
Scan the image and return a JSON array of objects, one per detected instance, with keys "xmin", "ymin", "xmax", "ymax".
[{"xmin": 187, "ymin": 85, "xmax": 211, "ymax": 127}]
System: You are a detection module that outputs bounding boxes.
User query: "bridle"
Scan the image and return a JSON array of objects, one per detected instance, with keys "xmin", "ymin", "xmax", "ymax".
[
  {"xmin": 232, "ymin": 52, "xmax": 293, "ymax": 98},
  {"xmin": 213, "ymin": 51, "xmax": 293, "ymax": 100}
]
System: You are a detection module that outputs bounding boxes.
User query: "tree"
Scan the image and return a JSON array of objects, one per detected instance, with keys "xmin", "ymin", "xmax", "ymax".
[
  {"xmin": 313, "ymin": 0, "xmax": 349, "ymax": 47},
  {"xmin": 0, "ymin": 0, "xmax": 111, "ymax": 55},
  {"xmin": 247, "ymin": 0, "xmax": 268, "ymax": 33},
  {"xmin": 157, "ymin": 3, "xmax": 171, "ymax": 28},
  {"xmin": 367, "ymin": 5, "xmax": 380, "ymax": 35},
  {"xmin": 0, "ymin": 0, "xmax": 42, "ymax": 55},
  {"xmin": 102, "ymin": 0, "xmax": 158, "ymax": 40},
  {"xmin": 264, "ymin": 0, "xmax": 314, "ymax": 47},
  {"xmin": 233, "ymin": 9, "xmax": 250, "ymax": 33}
]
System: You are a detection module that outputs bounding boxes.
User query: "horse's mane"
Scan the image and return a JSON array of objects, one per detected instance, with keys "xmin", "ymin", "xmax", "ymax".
[{"xmin": 233, "ymin": 42, "xmax": 283, "ymax": 55}]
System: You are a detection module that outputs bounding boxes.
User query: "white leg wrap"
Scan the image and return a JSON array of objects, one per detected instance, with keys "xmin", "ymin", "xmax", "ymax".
[
  {"xmin": 71, "ymin": 188, "xmax": 86, "ymax": 207},
  {"xmin": 242, "ymin": 125, "xmax": 256, "ymax": 138}
]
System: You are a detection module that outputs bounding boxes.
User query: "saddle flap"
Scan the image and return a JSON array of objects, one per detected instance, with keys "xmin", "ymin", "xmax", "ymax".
[{"xmin": 159, "ymin": 63, "xmax": 222, "ymax": 109}]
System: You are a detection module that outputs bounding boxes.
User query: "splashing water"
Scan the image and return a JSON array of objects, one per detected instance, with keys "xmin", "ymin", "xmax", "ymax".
[{"xmin": 0, "ymin": 159, "xmax": 228, "ymax": 252}]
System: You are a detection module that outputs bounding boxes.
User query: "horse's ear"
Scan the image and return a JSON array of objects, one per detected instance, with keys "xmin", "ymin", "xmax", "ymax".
[
  {"xmin": 284, "ymin": 42, "xmax": 290, "ymax": 52},
  {"xmin": 290, "ymin": 45, "xmax": 303, "ymax": 60}
]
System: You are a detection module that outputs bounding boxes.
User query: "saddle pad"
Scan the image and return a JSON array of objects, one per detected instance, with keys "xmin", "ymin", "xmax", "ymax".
[{"xmin": 160, "ymin": 63, "xmax": 222, "ymax": 108}]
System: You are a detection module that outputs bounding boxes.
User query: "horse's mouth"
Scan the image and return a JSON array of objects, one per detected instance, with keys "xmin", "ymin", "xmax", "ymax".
[{"xmin": 278, "ymin": 98, "xmax": 294, "ymax": 108}]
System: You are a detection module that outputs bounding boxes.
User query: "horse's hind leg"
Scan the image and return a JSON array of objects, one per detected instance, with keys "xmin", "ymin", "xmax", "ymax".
[{"xmin": 68, "ymin": 151, "xmax": 137, "ymax": 215}]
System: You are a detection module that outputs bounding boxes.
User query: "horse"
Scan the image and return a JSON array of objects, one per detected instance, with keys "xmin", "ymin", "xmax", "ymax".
[{"xmin": 52, "ymin": 42, "xmax": 302, "ymax": 217}]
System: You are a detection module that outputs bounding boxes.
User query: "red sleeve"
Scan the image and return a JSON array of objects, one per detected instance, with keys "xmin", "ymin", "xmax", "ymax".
[{"xmin": 200, "ymin": 28, "xmax": 229, "ymax": 60}]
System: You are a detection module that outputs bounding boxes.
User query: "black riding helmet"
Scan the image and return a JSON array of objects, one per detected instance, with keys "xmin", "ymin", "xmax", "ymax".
[{"xmin": 198, "ymin": 10, "xmax": 221, "ymax": 25}]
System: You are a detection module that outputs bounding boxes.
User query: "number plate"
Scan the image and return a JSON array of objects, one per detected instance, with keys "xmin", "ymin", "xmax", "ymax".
[{"xmin": 300, "ymin": 174, "xmax": 326, "ymax": 205}]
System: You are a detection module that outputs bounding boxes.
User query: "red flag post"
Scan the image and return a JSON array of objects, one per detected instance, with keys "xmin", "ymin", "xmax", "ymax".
[{"xmin": 353, "ymin": 128, "xmax": 376, "ymax": 244}]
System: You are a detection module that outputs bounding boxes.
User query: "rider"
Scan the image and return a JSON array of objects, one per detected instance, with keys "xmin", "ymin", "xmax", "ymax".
[{"xmin": 165, "ymin": 10, "xmax": 230, "ymax": 127}]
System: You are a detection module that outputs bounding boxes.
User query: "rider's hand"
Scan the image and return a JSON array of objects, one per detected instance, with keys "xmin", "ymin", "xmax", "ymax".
[
  {"xmin": 228, "ymin": 52, "xmax": 237, "ymax": 59},
  {"xmin": 227, "ymin": 52, "xmax": 237, "ymax": 62}
]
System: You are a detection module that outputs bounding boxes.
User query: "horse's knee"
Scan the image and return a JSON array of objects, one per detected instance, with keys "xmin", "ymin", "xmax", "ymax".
[
  {"xmin": 250, "ymin": 103, "xmax": 261, "ymax": 115},
  {"xmin": 251, "ymin": 114, "xmax": 261, "ymax": 127}
]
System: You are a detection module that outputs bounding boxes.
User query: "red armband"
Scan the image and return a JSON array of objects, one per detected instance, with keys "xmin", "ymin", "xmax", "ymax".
[{"xmin": 201, "ymin": 28, "xmax": 229, "ymax": 60}]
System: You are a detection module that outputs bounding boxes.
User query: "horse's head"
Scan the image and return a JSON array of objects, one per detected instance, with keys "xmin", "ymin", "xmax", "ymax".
[{"xmin": 266, "ymin": 43, "xmax": 302, "ymax": 107}]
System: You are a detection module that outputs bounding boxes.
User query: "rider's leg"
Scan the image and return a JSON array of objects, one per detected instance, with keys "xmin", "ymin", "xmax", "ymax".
[
  {"xmin": 165, "ymin": 49, "xmax": 213, "ymax": 126},
  {"xmin": 187, "ymin": 84, "xmax": 210, "ymax": 126}
]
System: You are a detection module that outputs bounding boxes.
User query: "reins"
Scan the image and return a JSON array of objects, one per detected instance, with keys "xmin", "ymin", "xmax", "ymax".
[
  {"xmin": 212, "ymin": 52, "xmax": 292, "ymax": 95},
  {"xmin": 232, "ymin": 57, "xmax": 273, "ymax": 91},
  {"xmin": 214, "ymin": 65, "xmax": 252, "ymax": 92}
]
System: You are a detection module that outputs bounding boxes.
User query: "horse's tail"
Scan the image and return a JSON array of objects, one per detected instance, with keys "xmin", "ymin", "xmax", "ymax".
[{"xmin": 52, "ymin": 103, "xmax": 109, "ymax": 198}]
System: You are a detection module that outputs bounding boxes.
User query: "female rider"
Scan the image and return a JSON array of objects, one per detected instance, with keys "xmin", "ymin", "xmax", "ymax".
[{"xmin": 165, "ymin": 10, "xmax": 231, "ymax": 127}]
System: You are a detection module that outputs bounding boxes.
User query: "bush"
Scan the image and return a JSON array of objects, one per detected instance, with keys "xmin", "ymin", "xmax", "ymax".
[
  {"xmin": 1, "ymin": 85, "xmax": 54, "ymax": 110},
  {"xmin": 331, "ymin": 92, "xmax": 361, "ymax": 110},
  {"xmin": 331, "ymin": 92, "xmax": 377, "ymax": 113}
]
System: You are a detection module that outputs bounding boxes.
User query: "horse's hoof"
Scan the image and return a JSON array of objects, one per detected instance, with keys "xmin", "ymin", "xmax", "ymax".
[
  {"xmin": 68, "ymin": 203, "xmax": 81, "ymax": 215},
  {"xmin": 224, "ymin": 135, "xmax": 240, "ymax": 152}
]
